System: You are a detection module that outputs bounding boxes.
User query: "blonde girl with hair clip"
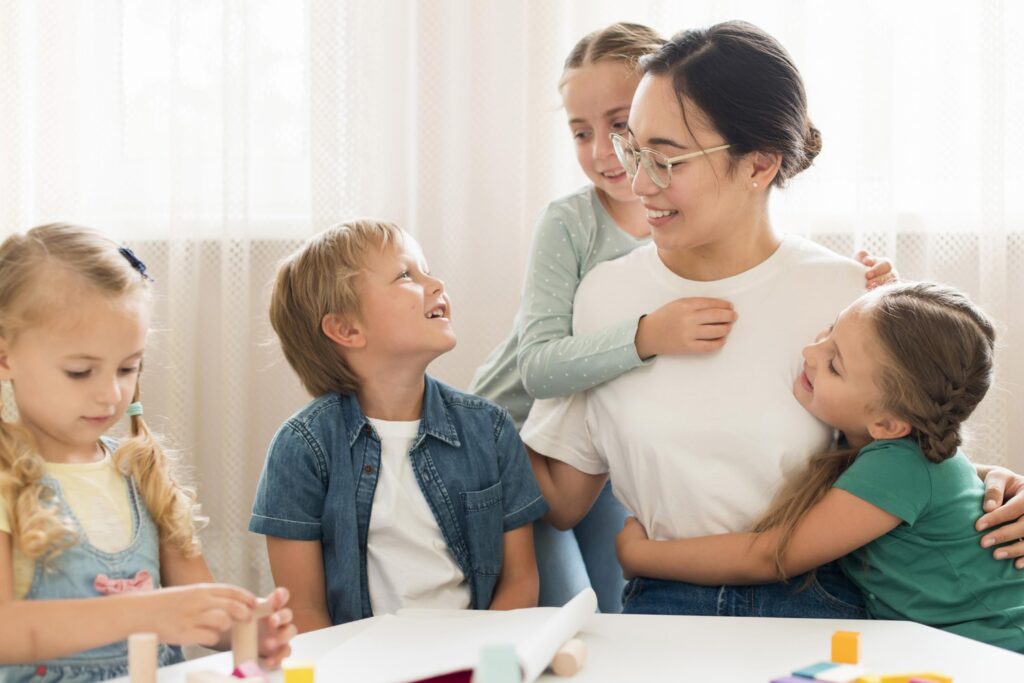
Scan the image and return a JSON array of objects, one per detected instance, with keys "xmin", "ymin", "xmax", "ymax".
[
  {"xmin": 470, "ymin": 22, "xmax": 896, "ymax": 613},
  {"xmin": 616, "ymin": 282, "xmax": 1024, "ymax": 651},
  {"xmin": 0, "ymin": 224, "xmax": 296, "ymax": 682}
]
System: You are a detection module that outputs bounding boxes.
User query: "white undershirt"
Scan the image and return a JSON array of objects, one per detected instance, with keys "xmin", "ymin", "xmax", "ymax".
[{"xmin": 365, "ymin": 418, "xmax": 471, "ymax": 615}]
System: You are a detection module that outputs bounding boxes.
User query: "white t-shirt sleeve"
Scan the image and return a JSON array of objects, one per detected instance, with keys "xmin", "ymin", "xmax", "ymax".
[{"xmin": 520, "ymin": 392, "xmax": 608, "ymax": 475}]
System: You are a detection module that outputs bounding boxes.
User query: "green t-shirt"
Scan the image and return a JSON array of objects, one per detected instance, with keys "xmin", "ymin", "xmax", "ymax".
[{"xmin": 835, "ymin": 437, "xmax": 1024, "ymax": 652}]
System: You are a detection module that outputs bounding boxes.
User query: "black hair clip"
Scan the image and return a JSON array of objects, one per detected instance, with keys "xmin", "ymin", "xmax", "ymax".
[{"xmin": 118, "ymin": 246, "xmax": 153, "ymax": 281}]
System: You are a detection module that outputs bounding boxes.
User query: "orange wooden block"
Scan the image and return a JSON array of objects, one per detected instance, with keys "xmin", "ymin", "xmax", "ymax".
[{"xmin": 831, "ymin": 630, "xmax": 860, "ymax": 664}]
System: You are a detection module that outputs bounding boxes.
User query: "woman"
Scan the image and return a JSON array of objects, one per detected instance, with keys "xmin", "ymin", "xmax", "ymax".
[{"xmin": 524, "ymin": 20, "xmax": 1024, "ymax": 617}]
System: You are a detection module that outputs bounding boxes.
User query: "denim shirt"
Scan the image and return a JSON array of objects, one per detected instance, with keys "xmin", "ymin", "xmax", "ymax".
[{"xmin": 249, "ymin": 375, "xmax": 547, "ymax": 625}]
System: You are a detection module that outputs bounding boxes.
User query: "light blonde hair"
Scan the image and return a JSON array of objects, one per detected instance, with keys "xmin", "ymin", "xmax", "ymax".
[
  {"xmin": 269, "ymin": 219, "xmax": 403, "ymax": 397},
  {"xmin": 0, "ymin": 223, "xmax": 205, "ymax": 562},
  {"xmin": 560, "ymin": 22, "xmax": 665, "ymax": 86},
  {"xmin": 754, "ymin": 282, "xmax": 996, "ymax": 578}
]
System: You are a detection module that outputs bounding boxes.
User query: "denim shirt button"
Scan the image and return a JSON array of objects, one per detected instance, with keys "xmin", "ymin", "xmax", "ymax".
[{"xmin": 363, "ymin": 464, "xmax": 374, "ymax": 474}]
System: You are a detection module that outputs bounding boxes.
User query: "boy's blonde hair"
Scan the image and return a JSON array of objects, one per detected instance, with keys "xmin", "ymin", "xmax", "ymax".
[
  {"xmin": 270, "ymin": 219, "xmax": 403, "ymax": 397},
  {"xmin": 755, "ymin": 282, "xmax": 996, "ymax": 579},
  {"xmin": 0, "ymin": 224, "xmax": 204, "ymax": 562},
  {"xmin": 561, "ymin": 22, "xmax": 665, "ymax": 83}
]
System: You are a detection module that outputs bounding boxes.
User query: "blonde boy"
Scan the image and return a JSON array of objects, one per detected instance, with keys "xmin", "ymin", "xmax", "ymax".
[{"xmin": 250, "ymin": 220, "xmax": 546, "ymax": 630}]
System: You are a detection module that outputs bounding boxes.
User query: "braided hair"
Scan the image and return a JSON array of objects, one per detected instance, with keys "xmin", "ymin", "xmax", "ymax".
[{"xmin": 872, "ymin": 282, "xmax": 996, "ymax": 463}]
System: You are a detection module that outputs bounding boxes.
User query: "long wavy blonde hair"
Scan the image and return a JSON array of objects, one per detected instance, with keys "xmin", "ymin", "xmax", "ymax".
[{"xmin": 0, "ymin": 223, "xmax": 205, "ymax": 562}]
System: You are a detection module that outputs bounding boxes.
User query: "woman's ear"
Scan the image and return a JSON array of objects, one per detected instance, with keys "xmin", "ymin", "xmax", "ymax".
[
  {"xmin": 749, "ymin": 151, "xmax": 782, "ymax": 189},
  {"xmin": 321, "ymin": 313, "xmax": 366, "ymax": 349}
]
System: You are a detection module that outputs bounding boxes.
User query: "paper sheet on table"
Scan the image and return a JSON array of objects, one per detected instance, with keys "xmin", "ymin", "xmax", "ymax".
[{"xmin": 314, "ymin": 588, "xmax": 596, "ymax": 683}]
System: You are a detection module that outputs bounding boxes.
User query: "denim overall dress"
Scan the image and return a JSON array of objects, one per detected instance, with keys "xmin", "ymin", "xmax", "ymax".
[{"xmin": 0, "ymin": 473, "xmax": 184, "ymax": 682}]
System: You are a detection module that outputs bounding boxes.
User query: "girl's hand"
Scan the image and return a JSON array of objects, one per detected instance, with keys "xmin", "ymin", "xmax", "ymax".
[
  {"xmin": 615, "ymin": 517, "xmax": 650, "ymax": 579},
  {"xmin": 635, "ymin": 297, "xmax": 737, "ymax": 359},
  {"xmin": 854, "ymin": 250, "xmax": 898, "ymax": 289},
  {"xmin": 257, "ymin": 587, "xmax": 298, "ymax": 668},
  {"xmin": 977, "ymin": 467, "xmax": 1024, "ymax": 569},
  {"xmin": 146, "ymin": 583, "xmax": 255, "ymax": 647}
]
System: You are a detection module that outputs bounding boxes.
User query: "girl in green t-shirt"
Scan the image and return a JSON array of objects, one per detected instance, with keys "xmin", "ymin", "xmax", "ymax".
[{"xmin": 616, "ymin": 281, "xmax": 1024, "ymax": 651}]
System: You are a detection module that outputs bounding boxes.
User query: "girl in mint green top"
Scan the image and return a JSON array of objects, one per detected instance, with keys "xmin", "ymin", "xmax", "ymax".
[{"xmin": 617, "ymin": 281, "xmax": 1024, "ymax": 652}]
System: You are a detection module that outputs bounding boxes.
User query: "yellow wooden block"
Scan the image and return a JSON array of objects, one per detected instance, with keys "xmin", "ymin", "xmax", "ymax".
[
  {"xmin": 282, "ymin": 660, "xmax": 314, "ymax": 683},
  {"xmin": 879, "ymin": 674, "xmax": 952, "ymax": 683},
  {"xmin": 831, "ymin": 630, "xmax": 860, "ymax": 664}
]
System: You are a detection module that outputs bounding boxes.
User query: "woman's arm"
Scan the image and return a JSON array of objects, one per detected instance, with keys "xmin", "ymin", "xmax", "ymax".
[
  {"xmin": 616, "ymin": 489, "xmax": 900, "ymax": 585},
  {"xmin": 527, "ymin": 446, "xmax": 607, "ymax": 530},
  {"xmin": 0, "ymin": 531, "xmax": 255, "ymax": 663},
  {"xmin": 265, "ymin": 537, "xmax": 332, "ymax": 633},
  {"xmin": 488, "ymin": 524, "xmax": 538, "ymax": 610}
]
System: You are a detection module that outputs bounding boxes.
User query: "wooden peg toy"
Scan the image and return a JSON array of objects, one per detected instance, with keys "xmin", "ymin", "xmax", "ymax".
[
  {"xmin": 128, "ymin": 632, "xmax": 157, "ymax": 683},
  {"xmin": 551, "ymin": 638, "xmax": 587, "ymax": 677}
]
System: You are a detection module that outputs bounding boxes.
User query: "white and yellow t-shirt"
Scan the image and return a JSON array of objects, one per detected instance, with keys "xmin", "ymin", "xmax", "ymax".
[{"xmin": 0, "ymin": 452, "xmax": 133, "ymax": 598}]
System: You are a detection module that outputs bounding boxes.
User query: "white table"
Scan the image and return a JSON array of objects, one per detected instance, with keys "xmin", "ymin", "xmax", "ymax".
[{"xmin": 112, "ymin": 613, "xmax": 1023, "ymax": 683}]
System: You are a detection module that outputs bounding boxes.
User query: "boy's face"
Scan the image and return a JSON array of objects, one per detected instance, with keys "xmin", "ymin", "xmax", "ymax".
[{"xmin": 354, "ymin": 234, "xmax": 456, "ymax": 363}]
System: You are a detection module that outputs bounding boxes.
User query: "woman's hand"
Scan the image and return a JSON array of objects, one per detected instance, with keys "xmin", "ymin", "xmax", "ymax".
[
  {"xmin": 976, "ymin": 466, "xmax": 1024, "ymax": 569},
  {"xmin": 144, "ymin": 583, "xmax": 255, "ymax": 647},
  {"xmin": 615, "ymin": 517, "xmax": 650, "ymax": 580},
  {"xmin": 257, "ymin": 587, "xmax": 297, "ymax": 668},
  {"xmin": 854, "ymin": 250, "xmax": 898, "ymax": 289}
]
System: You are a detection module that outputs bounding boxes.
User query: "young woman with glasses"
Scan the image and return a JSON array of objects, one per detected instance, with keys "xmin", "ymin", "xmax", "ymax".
[
  {"xmin": 470, "ymin": 22, "xmax": 894, "ymax": 615},
  {"xmin": 523, "ymin": 20, "xmax": 1024, "ymax": 617}
]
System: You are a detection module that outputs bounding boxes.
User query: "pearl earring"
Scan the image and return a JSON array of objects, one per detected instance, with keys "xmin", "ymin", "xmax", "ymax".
[{"xmin": 752, "ymin": 181, "xmax": 758, "ymax": 189}]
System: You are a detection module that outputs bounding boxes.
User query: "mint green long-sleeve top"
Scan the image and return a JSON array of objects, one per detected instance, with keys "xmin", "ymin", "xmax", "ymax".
[{"xmin": 470, "ymin": 186, "xmax": 650, "ymax": 429}]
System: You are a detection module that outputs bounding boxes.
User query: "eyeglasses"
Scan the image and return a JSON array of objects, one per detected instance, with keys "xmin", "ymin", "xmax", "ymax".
[{"xmin": 610, "ymin": 133, "xmax": 732, "ymax": 189}]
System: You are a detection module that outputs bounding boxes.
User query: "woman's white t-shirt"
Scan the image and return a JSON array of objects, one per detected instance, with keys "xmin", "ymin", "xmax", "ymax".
[{"xmin": 521, "ymin": 236, "xmax": 865, "ymax": 541}]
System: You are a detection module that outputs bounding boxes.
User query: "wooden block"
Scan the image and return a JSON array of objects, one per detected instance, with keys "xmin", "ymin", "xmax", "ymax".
[
  {"xmin": 793, "ymin": 662, "xmax": 838, "ymax": 678},
  {"xmin": 831, "ymin": 630, "xmax": 860, "ymax": 665},
  {"xmin": 185, "ymin": 672, "xmax": 237, "ymax": 683},
  {"xmin": 231, "ymin": 619, "xmax": 259, "ymax": 668},
  {"xmin": 232, "ymin": 660, "xmax": 264, "ymax": 679},
  {"xmin": 816, "ymin": 665, "xmax": 868, "ymax": 682},
  {"xmin": 252, "ymin": 597, "xmax": 274, "ymax": 620},
  {"xmin": 282, "ymin": 660, "xmax": 315, "ymax": 683},
  {"xmin": 128, "ymin": 632, "xmax": 157, "ymax": 683},
  {"xmin": 551, "ymin": 638, "xmax": 587, "ymax": 677},
  {"xmin": 878, "ymin": 675, "xmax": 952, "ymax": 683}
]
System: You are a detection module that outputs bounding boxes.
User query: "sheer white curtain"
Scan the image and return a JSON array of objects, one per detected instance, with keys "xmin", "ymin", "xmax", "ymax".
[{"xmin": 1, "ymin": 0, "xmax": 1021, "ymax": 591}]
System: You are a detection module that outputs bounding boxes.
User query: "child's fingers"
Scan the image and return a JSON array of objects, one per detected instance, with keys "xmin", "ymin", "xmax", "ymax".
[
  {"xmin": 213, "ymin": 596, "xmax": 255, "ymax": 623},
  {"xmin": 696, "ymin": 323, "xmax": 732, "ymax": 341},
  {"xmin": 688, "ymin": 338, "xmax": 729, "ymax": 353}
]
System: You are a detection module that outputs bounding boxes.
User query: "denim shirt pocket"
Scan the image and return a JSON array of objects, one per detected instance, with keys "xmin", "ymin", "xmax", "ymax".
[{"xmin": 460, "ymin": 481, "xmax": 504, "ymax": 576}]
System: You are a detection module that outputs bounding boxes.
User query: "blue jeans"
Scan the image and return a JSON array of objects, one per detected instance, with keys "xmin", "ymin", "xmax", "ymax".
[
  {"xmin": 621, "ymin": 562, "xmax": 867, "ymax": 619},
  {"xmin": 535, "ymin": 481, "xmax": 629, "ymax": 613}
]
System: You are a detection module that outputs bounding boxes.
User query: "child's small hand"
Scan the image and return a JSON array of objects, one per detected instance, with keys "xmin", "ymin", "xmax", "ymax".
[
  {"xmin": 636, "ymin": 297, "xmax": 737, "ymax": 359},
  {"xmin": 147, "ymin": 583, "xmax": 255, "ymax": 647},
  {"xmin": 615, "ymin": 517, "xmax": 650, "ymax": 579},
  {"xmin": 854, "ymin": 250, "xmax": 898, "ymax": 289},
  {"xmin": 257, "ymin": 587, "xmax": 297, "ymax": 668}
]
